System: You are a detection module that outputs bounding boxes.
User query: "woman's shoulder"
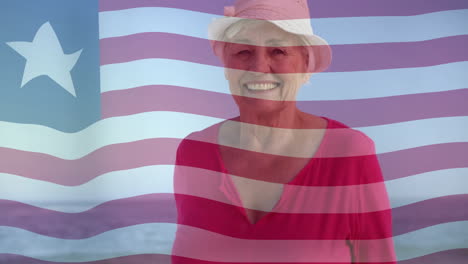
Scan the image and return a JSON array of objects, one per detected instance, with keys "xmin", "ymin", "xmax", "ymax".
[
  {"xmin": 318, "ymin": 117, "xmax": 383, "ymax": 185},
  {"xmin": 176, "ymin": 119, "xmax": 227, "ymax": 155},
  {"xmin": 321, "ymin": 116, "xmax": 377, "ymax": 157}
]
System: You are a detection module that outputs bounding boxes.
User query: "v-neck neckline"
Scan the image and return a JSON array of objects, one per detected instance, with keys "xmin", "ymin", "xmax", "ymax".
[{"xmin": 214, "ymin": 116, "xmax": 331, "ymax": 226}]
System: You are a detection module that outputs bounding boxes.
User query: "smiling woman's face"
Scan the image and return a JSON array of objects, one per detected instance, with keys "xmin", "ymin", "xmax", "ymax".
[{"xmin": 222, "ymin": 21, "xmax": 311, "ymax": 112}]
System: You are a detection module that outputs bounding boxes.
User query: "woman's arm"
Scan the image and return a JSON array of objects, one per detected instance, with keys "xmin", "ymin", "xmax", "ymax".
[{"xmin": 349, "ymin": 138, "xmax": 397, "ymax": 264}]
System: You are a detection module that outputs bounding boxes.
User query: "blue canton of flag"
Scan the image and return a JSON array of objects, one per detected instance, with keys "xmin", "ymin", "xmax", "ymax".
[{"xmin": 0, "ymin": 0, "xmax": 100, "ymax": 132}]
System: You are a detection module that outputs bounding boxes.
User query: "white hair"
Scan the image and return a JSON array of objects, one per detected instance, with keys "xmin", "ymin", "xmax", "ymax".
[{"xmin": 222, "ymin": 19, "xmax": 308, "ymax": 46}]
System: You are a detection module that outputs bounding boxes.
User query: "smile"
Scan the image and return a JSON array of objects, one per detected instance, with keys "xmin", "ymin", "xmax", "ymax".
[{"xmin": 244, "ymin": 82, "xmax": 280, "ymax": 91}]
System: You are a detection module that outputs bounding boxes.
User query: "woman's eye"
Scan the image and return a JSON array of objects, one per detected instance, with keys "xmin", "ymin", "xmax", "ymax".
[
  {"xmin": 237, "ymin": 50, "xmax": 251, "ymax": 55},
  {"xmin": 272, "ymin": 48, "xmax": 286, "ymax": 55}
]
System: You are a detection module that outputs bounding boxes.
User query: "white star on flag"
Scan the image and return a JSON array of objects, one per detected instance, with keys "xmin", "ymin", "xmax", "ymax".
[{"xmin": 7, "ymin": 21, "xmax": 82, "ymax": 97}]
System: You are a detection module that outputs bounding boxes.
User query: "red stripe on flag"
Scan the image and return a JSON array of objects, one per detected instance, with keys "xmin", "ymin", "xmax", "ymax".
[
  {"xmin": 1, "ymin": 142, "xmax": 467, "ymax": 185},
  {"xmin": 101, "ymin": 85, "xmax": 468, "ymax": 127},
  {"xmin": 2, "ymin": 194, "xmax": 466, "ymax": 239},
  {"xmin": 100, "ymin": 33, "xmax": 468, "ymax": 72},
  {"xmin": 98, "ymin": 0, "xmax": 468, "ymax": 18}
]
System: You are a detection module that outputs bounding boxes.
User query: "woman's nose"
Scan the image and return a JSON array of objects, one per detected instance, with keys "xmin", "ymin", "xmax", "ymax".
[{"xmin": 250, "ymin": 52, "xmax": 272, "ymax": 73}]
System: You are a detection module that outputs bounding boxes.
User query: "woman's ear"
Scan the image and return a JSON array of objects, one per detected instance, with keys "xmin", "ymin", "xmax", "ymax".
[
  {"xmin": 305, "ymin": 46, "xmax": 316, "ymax": 74},
  {"xmin": 303, "ymin": 50, "xmax": 313, "ymax": 83}
]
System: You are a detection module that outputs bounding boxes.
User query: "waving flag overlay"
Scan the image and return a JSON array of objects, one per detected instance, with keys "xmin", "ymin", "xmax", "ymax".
[{"xmin": 1, "ymin": 0, "xmax": 467, "ymax": 263}]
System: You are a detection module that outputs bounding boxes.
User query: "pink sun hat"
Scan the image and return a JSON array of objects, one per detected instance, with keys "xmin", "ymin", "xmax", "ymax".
[{"xmin": 208, "ymin": 0, "xmax": 332, "ymax": 73}]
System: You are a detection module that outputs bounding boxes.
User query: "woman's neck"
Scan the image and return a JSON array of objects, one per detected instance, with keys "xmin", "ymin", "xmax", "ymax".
[{"xmin": 235, "ymin": 106, "xmax": 308, "ymax": 152}]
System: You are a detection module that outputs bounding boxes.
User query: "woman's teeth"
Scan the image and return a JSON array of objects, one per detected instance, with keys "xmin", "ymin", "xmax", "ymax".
[{"xmin": 245, "ymin": 83, "xmax": 279, "ymax": 91}]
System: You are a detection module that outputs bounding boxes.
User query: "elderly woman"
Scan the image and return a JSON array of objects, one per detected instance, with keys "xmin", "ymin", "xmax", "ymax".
[{"xmin": 171, "ymin": 0, "xmax": 396, "ymax": 263}]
